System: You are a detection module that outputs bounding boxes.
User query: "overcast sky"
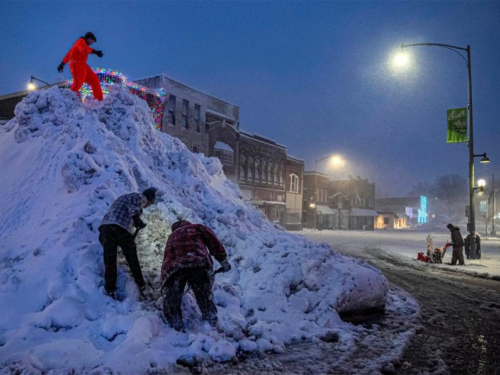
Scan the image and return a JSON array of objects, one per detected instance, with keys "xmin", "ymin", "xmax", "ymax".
[{"xmin": 1, "ymin": 1, "xmax": 499, "ymax": 196}]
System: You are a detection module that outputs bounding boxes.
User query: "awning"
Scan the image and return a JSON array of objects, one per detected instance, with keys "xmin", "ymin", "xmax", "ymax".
[
  {"xmin": 251, "ymin": 200, "xmax": 286, "ymax": 206},
  {"xmin": 316, "ymin": 205, "xmax": 337, "ymax": 215},
  {"xmin": 350, "ymin": 208, "xmax": 379, "ymax": 217}
]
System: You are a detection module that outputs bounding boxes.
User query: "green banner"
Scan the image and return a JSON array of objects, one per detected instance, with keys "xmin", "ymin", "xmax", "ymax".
[{"xmin": 447, "ymin": 108, "xmax": 467, "ymax": 143}]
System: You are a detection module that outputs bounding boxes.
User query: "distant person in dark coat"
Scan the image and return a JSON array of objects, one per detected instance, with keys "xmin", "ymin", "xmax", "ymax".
[
  {"xmin": 465, "ymin": 233, "xmax": 481, "ymax": 259},
  {"xmin": 161, "ymin": 220, "xmax": 231, "ymax": 331},
  {"xmin": 98, "ymin": 187, "xmax": 157, "ymax": 299},
  {"xmin": 447, "ymin": 223, "xmax": 465, "ymax": 265}
]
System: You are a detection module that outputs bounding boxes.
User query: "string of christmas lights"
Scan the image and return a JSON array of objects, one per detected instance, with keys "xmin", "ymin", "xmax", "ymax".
[{"xmin": 66, "ymin": 68, "xmax": 167, "ymax": 129}]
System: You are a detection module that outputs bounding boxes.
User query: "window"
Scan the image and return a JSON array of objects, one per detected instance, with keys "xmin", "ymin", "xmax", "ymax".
[
  {"xmin": 262, "ymin": 160, "xmax": 267, "ymax": 182},
  {"xmin": 384, "ymin": 217, "xmax": 390, "ymax": 225},
  {"xmin": 194, "ymin": 104, "xmax": 201, "ymax": 132},
  {"xmin": 268, "ymin": 163, "xmax": 273, "ymax": 184},
  {"xmin": 247, "ymin": 157, "xmax": 253, "ymax": 181},
  {"xmin": 274, "ymin": 165, "xmax": 279, "ymax": 185},
  {"xmin": 255, "ymin": 159, "xmax": 260, "ymax": 181},
  {"xmin": 168, "ymin": 95, "xmax": 176, "ymax": 125},
  {"xmin": 240, "ymin": 156, "xmax": 246, "ymax": 180},
  {"xmin": 182, "ymin": 99, "xmax": 189, "ymax": 129},
  {"xmin": 289, "ymin": 174, "xmax": 299, "ymax": 193},
  {"xmin": 193, "ymin": 145, "xmax": 199, "ymax": 153},
  {"xmin": 279, "ymin": 167, "xmax": 284, "ymax": 186}
]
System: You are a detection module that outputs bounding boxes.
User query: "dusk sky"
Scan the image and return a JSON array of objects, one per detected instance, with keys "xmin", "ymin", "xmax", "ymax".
[{"xmin": 1, "ymin": 1, "xmax": 499, "ymax": 196}]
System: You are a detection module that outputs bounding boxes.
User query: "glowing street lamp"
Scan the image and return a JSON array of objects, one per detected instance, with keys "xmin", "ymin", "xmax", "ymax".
[
  {"xmin": 27, "ymin": 76, "xmax": 53, "ymax": 91},
  {"xmin": 395, "ymin": 42, "xmax": 489, "ymax": 259},
  {"xmin": 393, "ymin": 51, "xmax": 410, "ymax": 67},
  {"xmin": 475, "ymin": 153, "xmax": 491, "ymax": 164}
]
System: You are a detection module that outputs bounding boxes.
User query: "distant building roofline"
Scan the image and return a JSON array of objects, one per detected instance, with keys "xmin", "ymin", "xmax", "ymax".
[
  {"xmin": 133, "ymin": 73, "xmax": 239, "ymax": 108},
  {"xmin": 286, "ymin": 155, "xmax": 305, "ymax": 163},
  {"xmin": 0, "ymin": 81, "xmax": 66, "ymax": 101}
]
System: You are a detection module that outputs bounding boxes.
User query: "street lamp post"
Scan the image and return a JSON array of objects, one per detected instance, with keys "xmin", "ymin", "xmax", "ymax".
[
  {"xmin": 400, "ymin": 42, "xmax": 484, "ymax": 259},
  {"xmin": 312, "ymin": 154, "xmax": 343, "ymax": 230},
  {"xmin": 27, "ymin": 76, "xmax": 53, "ymax": 91},
  {"xmin": 491, "ymin": 174, "xmax": 497, "ymax": 236}
]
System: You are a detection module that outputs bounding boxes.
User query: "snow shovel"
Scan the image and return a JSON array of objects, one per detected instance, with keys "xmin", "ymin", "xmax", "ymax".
[
  {"xmin": 214, "ymin": 267, "xmax": 225, "ymax": 274},
  {"xmin": 133, "ymin": 228, "xmax": 142, "ymax": 239}
]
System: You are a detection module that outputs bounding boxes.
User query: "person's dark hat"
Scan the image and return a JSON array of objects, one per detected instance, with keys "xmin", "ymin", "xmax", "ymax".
[
  {"xmin": 447, "ymin": 223, "xmax": 454, "ymax": 230},
  {"xmin": 171, "ymin": 220, "xmax": 191, "ymax": 232},
  {"xmin": 84, "ymin": 32, "xmax": 97, "ymax": 42},
  {"xmin": 142, "ymin": 187, "xmax": 157, "ymax": 204}
]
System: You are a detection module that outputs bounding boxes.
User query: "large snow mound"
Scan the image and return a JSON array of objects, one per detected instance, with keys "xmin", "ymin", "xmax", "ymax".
[{"xmin": 0, "ymin": 87, "xmax": 392, "ymax": 373}]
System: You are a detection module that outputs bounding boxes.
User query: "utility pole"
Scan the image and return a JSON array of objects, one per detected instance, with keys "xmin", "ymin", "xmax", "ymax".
[{"xmin": 492, "ymin": 173, "xmax": 497, "ymax": 236}]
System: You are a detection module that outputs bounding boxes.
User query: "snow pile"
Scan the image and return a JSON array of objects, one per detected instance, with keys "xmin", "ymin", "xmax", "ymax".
[{"xmin": 0, "ymin": 87, "xmax": 390, "ymax": 373}]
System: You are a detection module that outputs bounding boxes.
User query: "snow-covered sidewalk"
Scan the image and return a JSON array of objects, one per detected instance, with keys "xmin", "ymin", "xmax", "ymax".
[{"xmin": 303, "ymin": 228, "xmax": 500, "ymax": 279}]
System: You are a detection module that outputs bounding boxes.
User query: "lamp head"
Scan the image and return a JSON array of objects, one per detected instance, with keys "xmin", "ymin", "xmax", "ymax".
[
  {"xmin": 478, "ymin": 179, "xmax": 486, "ymax": 188},
  {"xmin": 27, "ymin": 77, "xmax": 36, "ymax": 91},
  {"xmin": 480, "ymin": 154, "xmax": 490, "ymax": 163}
]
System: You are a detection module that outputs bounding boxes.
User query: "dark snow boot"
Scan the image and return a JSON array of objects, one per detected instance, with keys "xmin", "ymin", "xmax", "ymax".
[{"xmin": 105, "ymin": 289, "xmax": 117, "ymax": 300}]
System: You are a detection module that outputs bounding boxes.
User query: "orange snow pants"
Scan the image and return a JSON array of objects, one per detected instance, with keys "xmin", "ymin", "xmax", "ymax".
[{"xmin": 69, "ymin": 62, "xmax": 103, "ymax": 101}]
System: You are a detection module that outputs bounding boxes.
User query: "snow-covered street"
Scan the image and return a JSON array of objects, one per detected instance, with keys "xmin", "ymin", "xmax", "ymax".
[
  {"xmin": 303, "ymin": 229, "xmax": 500, "ymax": 279},
  {"xmin": 303, "ymin": 229, "xmax": 500, "ymax": 374}
]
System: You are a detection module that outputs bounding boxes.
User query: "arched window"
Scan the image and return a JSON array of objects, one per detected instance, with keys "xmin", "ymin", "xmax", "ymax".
[
  {"xmin": 289, "ymin": 174, "xmax": 299, "ymax": 193},
  {"xmin": 247, "ymin": 157, "xmax": 253, "ymax": 181},
  {"xmin": 240, "ymin": 156, "xmax": 246, "ymax": 180}
]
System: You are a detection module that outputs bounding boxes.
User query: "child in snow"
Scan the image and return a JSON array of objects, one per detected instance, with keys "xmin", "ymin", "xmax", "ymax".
[
  {"xmin": 161, "ymin": 220, "xmax": 231, "ymax": 331},
  {"xmin": 98, "ymin": 187, "xmax": 157, "ymax": 299},
  {"xmin": 57, "ymin": 32, "xmax": 104, "ymax": 100}
]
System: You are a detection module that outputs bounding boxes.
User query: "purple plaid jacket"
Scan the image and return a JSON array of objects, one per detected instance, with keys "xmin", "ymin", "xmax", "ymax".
[{"xmin": 161, "ymin": 221, "xmax": 227, "ymax": 282}]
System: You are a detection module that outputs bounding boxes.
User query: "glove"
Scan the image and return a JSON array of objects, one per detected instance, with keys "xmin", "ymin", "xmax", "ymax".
[
  {"xmin": 57, "ymin": 62, "xmax": 65, "ymax": 73},
  {"xmin": 220, "ymin": 260, "xmax": 231, "ymax": 273},
  {"xmin": 133, "ymin": 215, "xmax": 147, "ymax": 230},
  {"xmin": 92, "ymin": 50, "xmax": 104, "ymax": 58}
]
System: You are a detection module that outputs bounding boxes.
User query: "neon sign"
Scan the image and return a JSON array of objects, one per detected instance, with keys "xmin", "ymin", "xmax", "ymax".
[{"xmin": 418, "ymin": 196, "xmax": 427, "ymax": 223}]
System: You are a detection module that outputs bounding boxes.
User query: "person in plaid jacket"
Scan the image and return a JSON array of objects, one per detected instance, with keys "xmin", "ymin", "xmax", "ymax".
[
  {"xmin": 99, "ymin": 187, "xmax": 157, "ymax": 299},
  {"xmin": 161, "ymin": 220, "xmax": 231, "ymax": 331}
]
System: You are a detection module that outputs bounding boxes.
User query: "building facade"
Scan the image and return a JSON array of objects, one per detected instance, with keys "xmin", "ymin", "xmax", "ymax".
[
  {"xmin": 135, "ymin": 75, "xmax": 240, "ymax": 156},
  {"xmin": 331, "ymin": 177, "xmax": 377, "ymax": 230},
  {"xmin": 302, "ymin": 174, "xmax": 377, "ymax": 230},
  {"xmin": 138, "ymin": 75, "xmax": 304, "ymax": 229},
  {"xmin": 374, "ymin": 196, "xmax": 428, "ymax": 229}
]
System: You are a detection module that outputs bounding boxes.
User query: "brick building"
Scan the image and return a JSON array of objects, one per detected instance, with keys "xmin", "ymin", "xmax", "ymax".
[
  {"xmin": 302, "ymin": 174, "xmax": 377, "ymax": 230},
  {"xmin": 137, "ymin": 74, "xmax": 304, "ymax": 229}
]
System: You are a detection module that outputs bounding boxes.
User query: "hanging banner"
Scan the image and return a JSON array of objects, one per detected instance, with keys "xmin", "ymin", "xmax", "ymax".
[{"xmin": 447, "ymin": 108, "xmax": 467, "ymax": 143}]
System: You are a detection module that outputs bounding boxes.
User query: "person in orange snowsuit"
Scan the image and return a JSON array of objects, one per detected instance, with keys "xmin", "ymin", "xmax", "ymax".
[{"xmin": 57, "ymin": 32, "xmax": 104, "ymax": 101}]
